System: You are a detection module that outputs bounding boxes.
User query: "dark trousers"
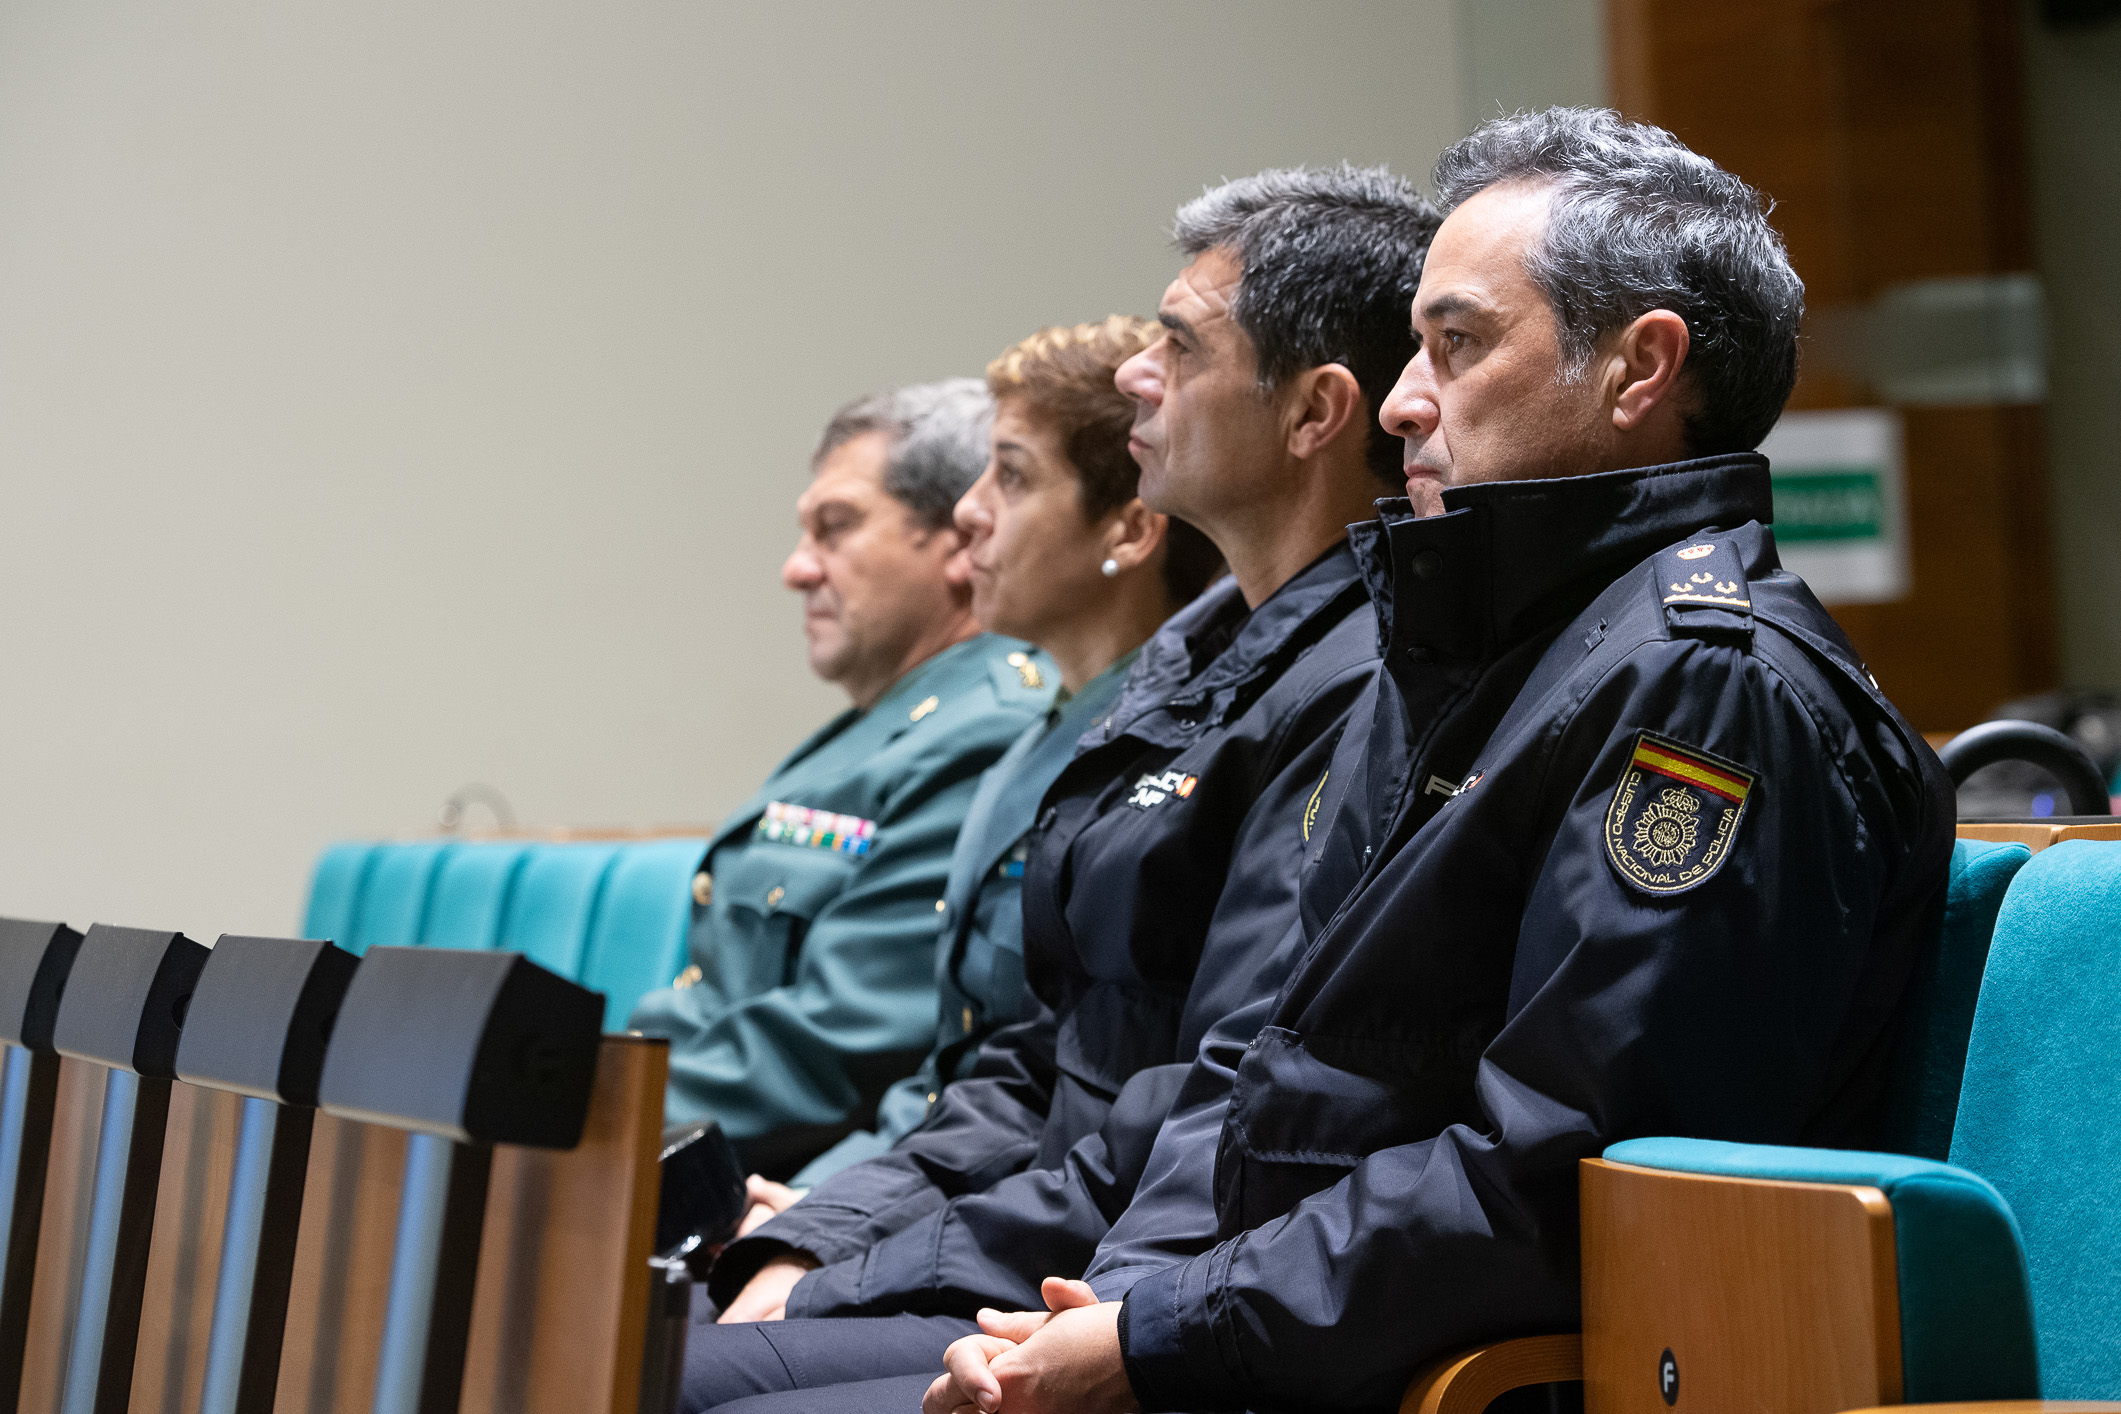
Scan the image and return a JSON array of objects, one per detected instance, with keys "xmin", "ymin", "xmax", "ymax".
[{"xmin": 683, "ymin": 1314, "xmax": 979, "ymax": 1414}]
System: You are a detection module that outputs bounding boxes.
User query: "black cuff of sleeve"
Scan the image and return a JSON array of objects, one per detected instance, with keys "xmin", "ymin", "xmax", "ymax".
[
  {"xmin": 1115, "ymin": 1289, "xmax": 1164, "ymax": 1413},
  {"xmin": 1113, "ymin": 1254, "xmax": 1252, "ymax": 1413},
  {"xmin": 705, "ymin": 1236, "xmax": 797, "ymax": 1310}
]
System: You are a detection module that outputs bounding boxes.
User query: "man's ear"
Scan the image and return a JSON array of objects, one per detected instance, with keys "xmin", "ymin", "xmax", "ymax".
[
  {"xmin": 1604, "ymin": 309, "xmax": 1691, "ymax": 433},
  {"xmin": 1283, "ymin": 363, "xmax": 1366, "ymax": 461},
  {"xmin": 1099, "ymin": 498, "xmax": 1168, "ymax": 577}
]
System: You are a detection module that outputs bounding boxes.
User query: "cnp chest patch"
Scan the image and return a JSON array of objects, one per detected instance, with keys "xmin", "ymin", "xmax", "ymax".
[
  {"xmin": 1603, "ymin": 732, "xmax": 1756, "ymax": 894},
  {"xmin": 1125, "ymin": 770, "xmax": 1197, "ymax": 809}
]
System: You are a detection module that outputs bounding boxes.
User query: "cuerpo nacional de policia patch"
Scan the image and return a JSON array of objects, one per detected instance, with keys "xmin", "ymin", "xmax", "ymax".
[{"xmin": 1603, "ymin": 731, "xmax": 1757, "ymax": 894}]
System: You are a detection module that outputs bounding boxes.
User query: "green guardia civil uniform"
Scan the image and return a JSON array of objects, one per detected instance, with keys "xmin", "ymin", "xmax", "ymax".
[
  {"xmin": 790, "ymin": 648, "xmax": 1138, "ymax": 1186},
  {"xmin": 629, "ymin": 633, "xmax": 1055, "ymax": 1171}
]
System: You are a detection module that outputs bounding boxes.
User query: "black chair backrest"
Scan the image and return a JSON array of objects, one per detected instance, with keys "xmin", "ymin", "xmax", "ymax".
[
  {"xmin": 1942, "ymin": 719, "xmax": 2113, "ymax": 816},
  {"xmin": 0, "ymin": 919, "xmax": 82, "ymax": 1414},
  {"xmin": 42, "ymin": 925, "xmax": 208, "ymax": 1414},
  {"xmin": 312, "ymin": 948, "xmax": 602, "ymax": 1414},
  {"xmin": 317, "ymin": 947, "xmax": 601, "ymax": 1148}
]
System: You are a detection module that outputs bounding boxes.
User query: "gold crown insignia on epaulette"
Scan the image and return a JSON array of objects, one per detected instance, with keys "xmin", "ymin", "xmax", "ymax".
[{"xmin": 1660, "ymin": 542, "xmax": 1752, "ymax": 610}]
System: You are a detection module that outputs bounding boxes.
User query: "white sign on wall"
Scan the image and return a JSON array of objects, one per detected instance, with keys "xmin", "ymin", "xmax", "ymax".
[{"xmin": 1756, "ymin": 407, "xmax": 1910, "ymax": 605}]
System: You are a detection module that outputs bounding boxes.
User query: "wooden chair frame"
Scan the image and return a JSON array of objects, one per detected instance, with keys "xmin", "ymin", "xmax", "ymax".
[{"xmin": 1398, "ymin": 824, "xmax": 2121, "ymax": 1414}]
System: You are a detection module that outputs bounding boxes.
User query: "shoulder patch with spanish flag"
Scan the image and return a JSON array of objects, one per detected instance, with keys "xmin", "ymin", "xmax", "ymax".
[{"xmin": 1603, "ymin": 731, "xmax": 1757, "ymax": 894}]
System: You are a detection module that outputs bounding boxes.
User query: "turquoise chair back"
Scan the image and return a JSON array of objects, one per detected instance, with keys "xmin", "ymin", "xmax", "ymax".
[
  {"xmin": 301, "ymin": 836, "xmax": 707, "ymax": 1028},
  {"xmin": 301, "ymin": 842, "xmax": 382, "ymax": 944},
  {"xmin": 421, "ymin": 843, "xmax": 534, "ymax": 949},
  {"xmin": 496, "ymin": 844, "xmax": 622, "ymax": 980},
  {"xmin": 1951, "ymin": 838, "xmax": 2121, "ymax": 1400},
  {"xmin": 580, "ymin": 839, "xmax": 709, "ymax": 1031},
  {"xmin": 1878, "ymin": 838, "xmax": 2036, "ymax": 1159},
  {"xmin": 342, "ymin": 840, "xmax": 458, "ymax": 955}
]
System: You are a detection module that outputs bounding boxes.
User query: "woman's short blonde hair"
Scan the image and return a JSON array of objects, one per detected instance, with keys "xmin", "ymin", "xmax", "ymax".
[{"xmin": 986, "ymin": 316, "xmax": 1222, "ymax": 601}]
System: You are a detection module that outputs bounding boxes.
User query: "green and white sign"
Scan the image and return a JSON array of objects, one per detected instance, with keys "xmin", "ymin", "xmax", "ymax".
[{"xmin": 1758, "ymin": 408, "xmax": 1908, "ymax": 604}]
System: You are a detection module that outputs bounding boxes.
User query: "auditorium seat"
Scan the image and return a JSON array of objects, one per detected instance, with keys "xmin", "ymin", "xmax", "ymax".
[
  {"xmin": 1400, "ymin": 832, "xmax": 2082, "ymax": 1414},
  {"xmin": 422, "ymin": 842, "xmax": 535, "ymax": 951},
  {"xmin": 3, "ymin": 932, "xmax": 668, "ymax": 1414},
  {"xmin": 578, "ymin": 840, "xmax": 708, "ymax": 1032},
  {"xmin": 495, "ymin": 843, "xmax": 623, "ymax": 980},
  {"xmin": 1877, "ymin": 838, "xmax": 2036, "ymax": 1160},
  {"xmin": 298, "ymin": 838, "xmax": 708, "ymax": 1030},
  {"xmin": 1575, "ymin": 839, "xmax": 2121, "ymax": 1412},
  {"xmin": 300, "ymin": 842, "xmax": 383, "ymax": 945},
  {"xmin": 342, "ymin": 840, "xmax": 459, "ymax": 955}
]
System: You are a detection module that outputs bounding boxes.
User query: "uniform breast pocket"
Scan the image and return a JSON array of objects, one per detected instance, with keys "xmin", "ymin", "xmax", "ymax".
[
  {"xmin": 713, "ymin": 847, "xmax": 859, "ymax": 994},
  {"xmin": 1217, "ymin": 1025, "xmax": 1488, "ymax": 1235}
]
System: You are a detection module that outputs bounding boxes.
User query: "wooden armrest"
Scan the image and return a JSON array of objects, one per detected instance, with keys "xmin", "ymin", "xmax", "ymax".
[
  {"xmin": 1399, "ymin": 1334, "xmax": 1583, "ymax": 1414},
  {"xmin": 1584, "ymin": 1155, "xmax": 1907, "ymax": 1411},
  {"xmin": 1841, "ymin": 1405, "xmax": 2121, "ymax": 1413}
]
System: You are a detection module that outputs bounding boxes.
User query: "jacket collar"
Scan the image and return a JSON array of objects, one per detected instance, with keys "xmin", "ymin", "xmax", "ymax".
[
  {"xmin": 1350, "ymin": 453, "xmax": 1774, "ymax": 666},
  {"xmin": 1091, "ymin": 542, "xmax": 1364, "ymax": 745}
]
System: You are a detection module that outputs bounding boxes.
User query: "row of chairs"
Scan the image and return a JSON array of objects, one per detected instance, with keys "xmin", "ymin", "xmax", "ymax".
[
  {"xmin": 1407, "ymin": 823, "xmax": 2121, "ymax": 1414},
  {"xmin": 0, "ymin": 921, "xmax": 666, "ymax": 1414},
  {"xmin": 301, "ymin": 840, "xmax": 710, "ymax": 1032}
]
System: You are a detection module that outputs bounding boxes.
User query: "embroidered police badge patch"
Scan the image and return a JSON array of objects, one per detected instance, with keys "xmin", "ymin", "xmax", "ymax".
[
  {"xmin": 1126, "ymin": 770, "xmax": 1198, "ymax": 809},
  {"xmin": 1603, "ymin": 732, "xmax": 1756, "ymax": 894}
]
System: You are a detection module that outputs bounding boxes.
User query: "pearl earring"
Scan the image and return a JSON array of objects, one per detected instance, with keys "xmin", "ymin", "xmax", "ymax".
[{"xmin": 1101, "ymin": 558, "xmax": 1120, "ymax": 578}]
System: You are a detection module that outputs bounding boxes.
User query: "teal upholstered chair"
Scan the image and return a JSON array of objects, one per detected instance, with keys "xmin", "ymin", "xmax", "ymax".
[
  {"xmin": 420, "ymin": 842, "xmax": 534, "ymax": 950},
  {"xmin": 495, "ymin": 843, "xmax": 623, "ymax": 981},
  {"xmin": 579, "ymin": 838, "xmax": 709, "ymax": 1032},
  {"xmin": 1948, "ymin": 839, "xmax": 2121, "ymax": 1402},
  {"xmin": 300, "ymin": 841, "xmax": 383, "ymax": 944},
  {"xmin": 1566, "ymin": 838, "xmax": 2121, "ymax": 1414},
  {"xmin": 301, "ymin": 837, "xmax": 708, "ymax": 1029},
  {"xmin": 338, "ymin": 839, "xmax": 458, "ymax": 956},
  {"xmin": 1403, "ymin": 837, "xmax": 2066, "ymax": 1414},
  {"xmin": 1877, "ymin": 838, "xmax": 2040, "ymax": 1161}
]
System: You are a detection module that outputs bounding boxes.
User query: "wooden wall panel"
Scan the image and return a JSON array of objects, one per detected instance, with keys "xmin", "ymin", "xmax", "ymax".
[{"xmin": 1608, "ymin": 0, "xmax": 2057, "ymax": 728}]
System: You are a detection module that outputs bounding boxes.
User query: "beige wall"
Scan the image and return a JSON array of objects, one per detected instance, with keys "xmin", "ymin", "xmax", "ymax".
[
  {"xmin": 2021, "ymin": 6, "xmax": 2121, "ymax": 695},
  {"xmin": 0, "ymin": 1, "xmax": 1606, "ymax": 939}
]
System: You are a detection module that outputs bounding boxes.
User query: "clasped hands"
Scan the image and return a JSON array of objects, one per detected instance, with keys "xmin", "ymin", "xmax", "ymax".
[
  {"xmin": 922, "ymin": 1277, "xmax": 1138, "ymax": 1414},
  {"xmin": 715, "ymin": 1180, "xmax": 1139, "ymax": 1414}
]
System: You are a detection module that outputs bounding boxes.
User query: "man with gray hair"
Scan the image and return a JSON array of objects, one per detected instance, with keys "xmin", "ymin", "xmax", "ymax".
[
  {"xmin": 631, "ymin": 379, "xmax": 1055, "ymax": 1172},
  {"xmin": 922, "ymin": 107, "xmax": 1950, "ymax": 1414}
]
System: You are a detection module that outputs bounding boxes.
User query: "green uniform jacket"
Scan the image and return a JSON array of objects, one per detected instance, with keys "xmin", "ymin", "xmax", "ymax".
[
  {"xmin": 790, "ymin": 650, "xmax": 1137, "ymax": 1186},
  {"xmin": 629, "ymin": 634, "xmax": 1054, "ymax": 1172}
]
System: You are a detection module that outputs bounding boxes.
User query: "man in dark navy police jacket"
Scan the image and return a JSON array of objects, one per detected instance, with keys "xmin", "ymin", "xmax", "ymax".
[
  {"xmin": 682, "ymin": 168, "xmax": 1441, "ymax": 1410},
  {"xmin": 923, "ymin": 108, "xmax": 1954, "ymax": 1414}
]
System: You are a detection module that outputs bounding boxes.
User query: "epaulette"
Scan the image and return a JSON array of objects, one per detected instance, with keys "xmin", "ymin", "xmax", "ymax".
[
  {"xmin": 985, "ymin": 646, "xmax": 1060, "ymax": 709},
  {"xmin": 1653, "ymin": 533, "xmax": 1753, "ymax": 645}
]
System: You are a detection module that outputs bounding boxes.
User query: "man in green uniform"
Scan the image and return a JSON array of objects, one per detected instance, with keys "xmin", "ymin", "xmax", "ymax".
[{"xmin": 631, "ymin": 379, "xmax": 1055, "ymax": 1175}]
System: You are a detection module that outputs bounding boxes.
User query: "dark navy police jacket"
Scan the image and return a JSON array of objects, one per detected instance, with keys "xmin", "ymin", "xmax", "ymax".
[
  {"xmin": 1102, "ymin": 455, "xmax": 1954, "ymax": 1414},
  {"xmin": 710, "ymin": 546, "xmax": 1380, "ymax": 1316}
]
